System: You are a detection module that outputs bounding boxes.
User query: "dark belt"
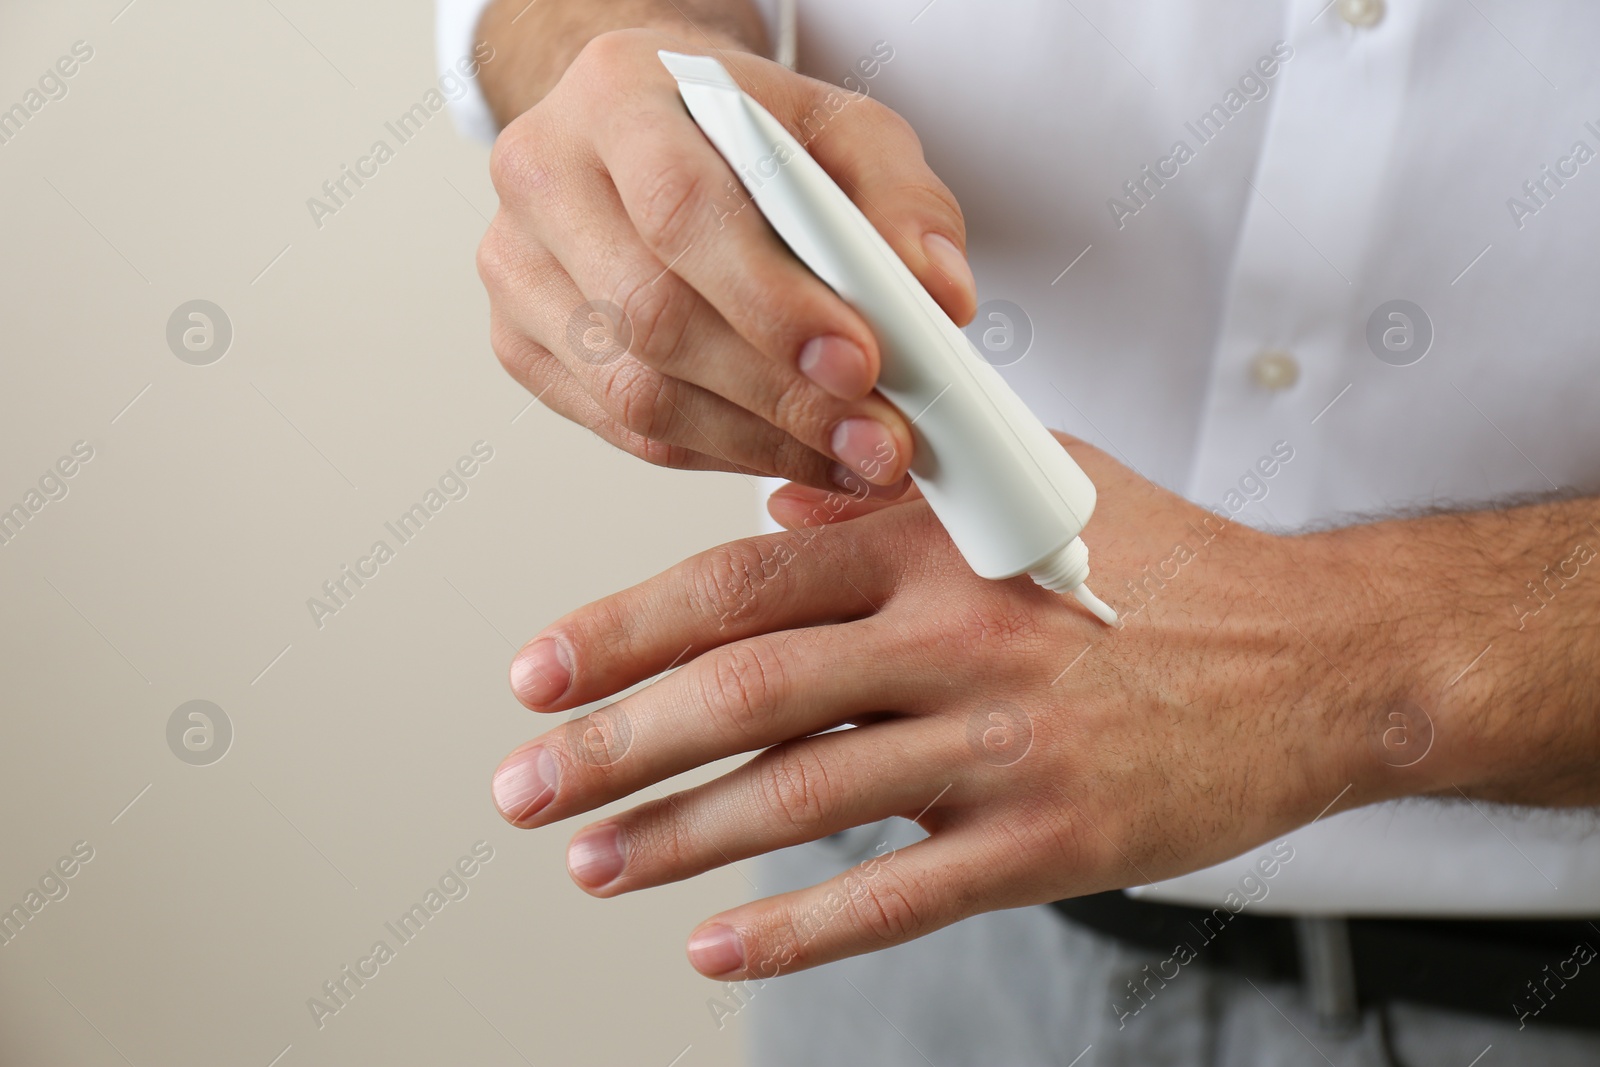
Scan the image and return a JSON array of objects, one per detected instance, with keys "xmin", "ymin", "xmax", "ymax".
[{"xmin": 1051, "ymin": 892, "xmax": 1600, "ymax": 1033}]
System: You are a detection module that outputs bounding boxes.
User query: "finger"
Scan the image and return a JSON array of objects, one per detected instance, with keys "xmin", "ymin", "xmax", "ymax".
[
  {"xmin": 784, "ymin": 87, "xmax": 977, "ymax": 326},
  {"xmin": 488, "ymin": 316, "xmax": 742, "ymax": 474},
  {"xmin": 566, "ymin": 722, "xmax": 956, "ymax": 894},
  {"xmin": 597, "ymin": 80, "xmax": 886, "ymax": 400},
  {"xmin": 493, "ymin": 618, "xmax": 945, "ymax": 828},
  {"xmin": 766, "ymin": 474, "xmax": 921, "ymax": 530},
  {"xmin": 509, "ymin": 525, "xmax": 891, "ymax": 710},
  {"xmin": 516, "ymin": 119, "xmax": 914, "ymax": 487},
  {"xmin": 479, "ymin": 216, "xmax": 838, "ymax": 485},
  {"xmin": 573, "ymin": 44, "xmax": 894, "ymax": 401},
  {"xmin": 685, "ymin": 826, "xmax": 1013, "ymax": 979}
]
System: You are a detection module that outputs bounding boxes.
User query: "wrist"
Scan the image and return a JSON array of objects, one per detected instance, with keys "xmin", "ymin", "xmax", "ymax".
[
  {"xmin": 640, "ymin": 18, "xmax": 767, "ymax": 58},
  {"xmin": 477, "ymin": 2, "xmax": 767, "ymax": 124},
  {"xmin": 1286, "ymin": 525, "xmax": 1447, "ymax": 812},
  {"xmin": 1308, "ymin": 519, "xmax": 1502, "ymax": 805}
]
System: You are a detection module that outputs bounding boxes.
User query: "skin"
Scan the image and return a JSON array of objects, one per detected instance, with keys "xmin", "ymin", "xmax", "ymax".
[
  {"xmin": 474, "ymin": 0, "xmax": 1600, "ymax": 979},
  {"xmin": 475, "ymin": 9, "xmax": 977, "ymax": 493},
  {"xmin": 492, "ymin": 436, "xmax": 1600, "ymax": 978}
]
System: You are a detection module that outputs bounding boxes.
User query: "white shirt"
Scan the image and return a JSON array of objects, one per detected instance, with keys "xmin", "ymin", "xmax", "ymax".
[{"xmin": 438, "ymin": 0, "xmax": 1600, "ymax": 915}]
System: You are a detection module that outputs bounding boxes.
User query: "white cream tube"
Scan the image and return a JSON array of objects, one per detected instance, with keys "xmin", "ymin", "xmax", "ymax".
[{"xmin": 663, "ymin": 52, "xmax": 1116, "ymax": 625}]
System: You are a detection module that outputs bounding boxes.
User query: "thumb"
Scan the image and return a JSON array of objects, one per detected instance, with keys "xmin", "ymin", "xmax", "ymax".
[{"xmin": 780, "ymin": 83, "xmax": 977, "ymax": 325}]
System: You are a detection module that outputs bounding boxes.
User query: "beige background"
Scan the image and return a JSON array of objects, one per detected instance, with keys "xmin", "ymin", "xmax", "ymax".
[{"xmin": 0, "ymin": 2, "xmax": 753, "ymax": 1064}]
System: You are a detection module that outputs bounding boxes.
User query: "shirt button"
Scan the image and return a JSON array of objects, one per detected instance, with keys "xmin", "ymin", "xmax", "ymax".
[
  {"xmin": 1338, "ymin": 0, "xmax": 1385, "ymax": 27},
  {"xmin": 1250, "ymin": 350, "xmax": 1300, "ymax": 391}
]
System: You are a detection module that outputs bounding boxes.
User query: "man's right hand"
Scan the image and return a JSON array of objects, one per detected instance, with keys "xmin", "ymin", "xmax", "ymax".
[{"xmin": 475, "ymin": 25, "xmax": 978, "ymax": 490}]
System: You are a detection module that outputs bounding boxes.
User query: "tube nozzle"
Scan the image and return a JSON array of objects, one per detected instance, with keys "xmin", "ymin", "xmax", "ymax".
[
  {"xmin": 1071, "ymin": 583, "xmax": 1119, "ymax": 626},
  {"xmin": 1027, "ymin": 537, "xmax": 1117, "ymax": 626}
]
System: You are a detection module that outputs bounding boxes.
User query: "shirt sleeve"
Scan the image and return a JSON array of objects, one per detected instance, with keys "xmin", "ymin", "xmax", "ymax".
[{"xmin": 435, "ymin": 0, "xmax": 498, "ymax": 143}]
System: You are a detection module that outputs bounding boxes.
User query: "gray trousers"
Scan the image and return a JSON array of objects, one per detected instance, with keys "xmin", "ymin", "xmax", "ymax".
[{"xmin": 750, "ymin": 819, "xmax": 1600, "ymax": 1067}]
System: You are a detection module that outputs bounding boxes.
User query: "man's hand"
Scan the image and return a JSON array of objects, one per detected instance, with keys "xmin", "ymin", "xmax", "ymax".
[
  {"xmin": 477, "ymin": 25, "xmax": 977, "ymax": 491},
  {"xmin": 489, "ymin": 432, "xmax": 1600, "ymax": 977},
  {"xmin": 487, "ymin": 436, "xmax": 1443, "ymax": 978}
]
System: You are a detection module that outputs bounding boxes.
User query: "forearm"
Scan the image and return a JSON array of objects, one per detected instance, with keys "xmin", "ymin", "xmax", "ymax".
[
  {"xmin": 475, "ymin": 0, "xmax": 769, "ymax": 125},
  {"xmin": 1324, "ymin": 496, "xmax": 1600, "ymax": 807}
]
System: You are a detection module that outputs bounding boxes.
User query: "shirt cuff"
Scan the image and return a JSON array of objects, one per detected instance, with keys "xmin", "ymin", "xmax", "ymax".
[{"xmin": 435, "ymin": 0, "xmax": 498, "ymax": 143}]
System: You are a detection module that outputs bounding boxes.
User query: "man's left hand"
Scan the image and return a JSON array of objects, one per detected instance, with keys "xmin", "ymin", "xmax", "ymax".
[{"xmin": 490, "ymin": 434, "xmax": 1426, "ymax": 979}]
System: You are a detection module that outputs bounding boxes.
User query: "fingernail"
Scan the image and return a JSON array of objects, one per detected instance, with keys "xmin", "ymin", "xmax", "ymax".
[
  {"xmin": 511, "ymin": 638, "xmax": 571, "ymax": 707},
  {"xmin": 687, "ymin": 924, "xmax": 746, "ymax": 977},
  {"xmin": 923, "ymin": 233, "xmax": 976, "ymax": 301},
  {"xmin": 798, "ymin": 335, "xmax": 870, "ymax": 399},
  {"xmin": 831, "ymin": 418, "xmax": 901, "ymax": 486},
  {"xmin": 493, "ymin": 747, "xmax": 558, "ymax": 825},
  {"xmin": 828, "ymin": 463, "xmax": 910, "ymax": 500},
  {"xmin": 568, "ymin": 825, "xmax": 627, "ymax": 888}
]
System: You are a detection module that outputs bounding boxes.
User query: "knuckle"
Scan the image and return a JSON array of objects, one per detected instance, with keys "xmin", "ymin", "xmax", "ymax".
[
  {"xmin": 700, "ymin": 641, "xmax": 785, "ymax": 736},
  {"xmin": 851, "ymin": 99, "xmax": 928, "ymax": 160},
  {"xmin": 843, "ymin": 103, "xmax": 963, "ymax": 237},
  {"xmin": 766, "ymin": 432, "xmax": 830, "ymax": 484},
  {"xmin": 563, "ymin": 599, "xmax": 635, "ymax": 673},
  {"xmin": 631, "ymin": 163, "xmax": 707, "ymax": 258},
  {"xmin": 487, "ymin": 318, "xmax": 552, "ymax": 383},
  {"xmin": 766, "ymin": 373, "xmax": 828, "ymax": 441},
  {"xmin": 845, "ymin": 866, "xmax": 926, "ymax": 944},
  {"xmin": 475, "ymin": 225, "xmax": 507, "ymax": 289},
  {"xmin": 627, "ymin": 804, "xmax": 698, "ymax": 879},
  {"xmin": 476, "ymin": 218, "xmax": 560, "ymax": 298},
  {"xmin": 856, "ymin": 96, "xmax": 916, "ymax": 142},
  {"xmin": 559, "ymin": 706, "xmax": 632, "ymax": 771},
  {"xmin": 597, "ymin": 358, "xmax": 675, "ymax": 440},
  {"xmin": 757, "ymin": 744, "xmax": 836, "ymax": 833},
  {"xmin": 616, "ymin": 428, "xmax": 686, "ymax": 468},
  {"xmin": 613, "ymin": 273, "xmax": 691, "ymax": 369},
  {"xmin": 894, "ymin": 177, "xmax": 965, "ymax": 238},
  {"xmin": 567, "ymin": 30, "xmax": 635, "ymax": 92},
  {"xmin": 488, "ymin": 120, "xmax": 552, "ymax": 206},
  {"xmin": 693, "ymin": 540, "xmax": 771, "ymax": 621}
]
